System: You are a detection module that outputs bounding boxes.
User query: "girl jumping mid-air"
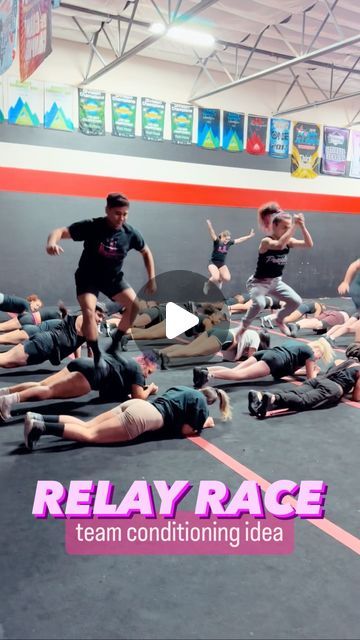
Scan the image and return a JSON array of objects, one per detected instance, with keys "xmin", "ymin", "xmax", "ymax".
[
  {"xmin": 236, "ymin": 202, "xmax": 313, "ymax": 337},
  {"xmin": 203, "ymin": 219, "xmax": 254, "ymax": 294}
]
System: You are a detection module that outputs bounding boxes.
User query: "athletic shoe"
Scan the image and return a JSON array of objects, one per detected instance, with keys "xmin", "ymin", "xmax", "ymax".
[
  {"xmin": 257, "ymin": 392, "xmax": 274, "ymax": 420},
  {"xmin": 248, "ymin": 390, "xmax": 263, "ymax": 416},
  {"xmin": 152, "ymin": 351, "xmax": 170, "ymax": 370},
  {"xmin": 0, "ymin": 387, "xmax": 9, "ymax": 397},
  {"xmin": 287, "ymin": 322, "xmax": 299, "ymax": 337},
  {"xmin": 261, "ymin": 315, "xmax": 274, "ymax": 329},
  {"xmin": 275, "ymin": 319, "xmax": 292, "ymax": 336},
  {"xmin": 106, "ymin": 335, "xmax": 129, "ymax": 354},
  {"xmin": 193, "ymin": 367, "xmax": 209, "ymax": 389},
  {"xmin": 24, "ymin": 413, "xmax": 45, "ymax": 450},
  {"xmin": 203, "ymin": 281, "xmax": 210, "ymax": 295},
  {"xmin": 0, "ymin": 395, "xmax": 16, "ymax": 421}
]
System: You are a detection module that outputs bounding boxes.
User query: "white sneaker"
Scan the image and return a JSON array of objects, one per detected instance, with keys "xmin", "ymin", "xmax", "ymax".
[
  {"xmin": 24, "ymin": 413, "xmax": 45, "ymax": 450},
  {"xmin": 261, "ymin": 315, "xmax": 274, "ymax": 329},
  {"xmin": 0, "ymin": 395, "xmax": 15, "ymax": 421}
]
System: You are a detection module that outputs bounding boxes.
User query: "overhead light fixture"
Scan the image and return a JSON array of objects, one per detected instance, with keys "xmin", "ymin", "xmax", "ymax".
[{"xmin": 149, "ymin": 23, "xmax": 215, "ymax": 48}]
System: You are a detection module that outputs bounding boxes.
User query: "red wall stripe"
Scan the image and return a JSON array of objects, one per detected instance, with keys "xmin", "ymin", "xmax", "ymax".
[{"xmin": 0, "ymin": 167, "xmax": 359, "ymax": 213}]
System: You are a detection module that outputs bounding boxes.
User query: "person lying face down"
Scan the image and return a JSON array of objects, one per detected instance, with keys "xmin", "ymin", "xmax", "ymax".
[
  {"xmin": 0, "ymin": 306, "xmax": 105, "ymax": 370},
  {"xmin": 23, "ymin": 385, "xmax": 232, "ymax": 450},
  {"xmin": 248, "ymin": 355, "xmax": 360, "ymax": 419},
  {"xmin": 0, "ymin": 352, "xmax": 159, "ymax": 422}
]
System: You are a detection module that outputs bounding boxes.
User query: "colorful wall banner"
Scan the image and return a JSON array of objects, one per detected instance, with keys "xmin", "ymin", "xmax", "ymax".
[
  {"xmin": 141, "ymin": 97, "xmax": 165, "ymax": 141},
  {"xmin": 7, "ymin": 77, "xmax": 43, "ymax": 126},
  {"xmin": 349, "ymin": 130, "xmax": 360, "ymax": 179},
  {"xmin": 0, "ymin": 0, "xmax": 18, "ymax": 75},
  {"xmin": 0, "ymin": 80, "xmax": 4, "ymax": 122},
  {"xmin": 198, "ymin": 108, "xmax": 220, "ymax": 149},
  {"xmin": 246, "ymin": 115, "xmax": 268, "ymax": 155},
  {"xmin": 171, "ymin": 102, "xmax": 193, "ymax": 145},
  {"xmin": 222, "ymin": 111, "xmax": 244, "ymax": 152},
  {"xmin": 44, "ymin": 83, "xmax": 74, "ymax": 131},
  {"xmin": 111, "ymin": 94, "xmax": 137, "ymax": 138},
  {"xmin": 291, "ymin": 121, "xmax": 320, "ymax": 179},
  {"xmin": 19, "ymin": 0, "xmax": 52, "ymax": 82},
  {"xmin": 269, "ymin": 118, "xmax": 291, "ymax": 159},
  {"xmin": 78, "ymin": 88, "xmax": 105, "ymax": 136},
  {"xmin": 321, "ymin": 126, "xmax": 349, "ymax": 176}
]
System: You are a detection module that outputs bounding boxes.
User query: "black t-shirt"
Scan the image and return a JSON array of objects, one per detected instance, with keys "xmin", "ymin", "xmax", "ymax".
[
  {"xmin": 145, "ymin": 304, "xmax": 166, "ymax": 327},
  {"xmin": 327, "ymin": 366, "xmax": 360, "ymax": 394},
  {"xmin": 50, "ymin": 315, "xmax": 85, "ymax": 362},
  {"xmin": 254, "ymin": 244, "xmax": 290, "ymax": 279},
  {"xmin": 68, "ymin": 218, "xmax": 145, "ymax": 278},
  {"xmin": 150, "ymin": 386, "xmax": 209, "ymax": 435},
  {"xmin": 211, "ymin": 239, "xmax": 235, "ymax": 265},
  {"xmin": 0, "ymin": 294, "xmax": 30, "ymax": 314},
  {"xmin": 271, "ymin": 340, "xmax": 315, "ymax": 373},
  {"xmin": 99, "ymin": 355, "xmax": 145, "ymax": 401}
]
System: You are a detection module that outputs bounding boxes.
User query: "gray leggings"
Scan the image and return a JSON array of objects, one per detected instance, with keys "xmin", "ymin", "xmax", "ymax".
[{"xmin": 242, "ymin": 276, "xmax": 302, "ymax": 328}]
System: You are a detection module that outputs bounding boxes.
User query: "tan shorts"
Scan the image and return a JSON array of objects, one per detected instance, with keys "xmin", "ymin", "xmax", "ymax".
[{"xmin": 111, "ymin": 399, "xmax": 164, "ymax": 440}]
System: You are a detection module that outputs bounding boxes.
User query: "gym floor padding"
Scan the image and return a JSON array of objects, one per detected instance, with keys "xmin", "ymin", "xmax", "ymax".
[{"xmin": 0, "ymin": 298, "xmax": 359, "ymax": 640}]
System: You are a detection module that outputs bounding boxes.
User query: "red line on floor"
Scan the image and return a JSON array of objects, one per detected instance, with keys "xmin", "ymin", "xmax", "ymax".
[{"xmin": 189, "ymin": 437, "xmax": 360, "ymax": 556}]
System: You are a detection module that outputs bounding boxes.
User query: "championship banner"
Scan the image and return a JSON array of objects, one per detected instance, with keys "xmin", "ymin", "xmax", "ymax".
[
  {"xmin": 0, "ymin": 0, "xmax": 18, "ymax": 75},
  {"xmin": 112, "ymin": 94, "xmax": 137, "ymax": 138},
  {"xmin": 269, "ymin": 118, "xmax": 291, "ymax": 159},
  {"xmin": 78, "ymin": 88, "xmax": 105, "ymax": 136},
  {"xmin": 44, "ymin": 83, "xmax": 74, "ymax": 131},
  {"xmin": 197, "ymin": 107, "xmax": 220, "ymax": 149},
  {"xmin": 222, "ymin": 111, "xmax": 244, "ymax": 152},
  {"xmin": 19, "ymin": 0, "xmax": 52, "ymax": 82},
  {"xmin": 0, "ymin": 80, "xmax": 4, "ymax": 122},
  {"xmin": 291, "ymin": 121, "xmax": 320, "ymax": 179},
  {"xmin": 321, "ymin": 126, "xmax": 349, "ymax": 176},
  {"xmin": 171, "ymin": 102, "xmax": 193, "ymax": 145},
  {"xmin": 349, "ymin": 130, "xmax": 360, "ymax": 179},
  {"xmin": 246, "ymin": 115, "xmax": 268, "ymax": 155},
  {"xmin": 141, "ymin": 97, "xmax": 165, "ymax": 141},
  {"xmin": 7, "ymin": 77, "xmax": 43, "ymax": 126}
]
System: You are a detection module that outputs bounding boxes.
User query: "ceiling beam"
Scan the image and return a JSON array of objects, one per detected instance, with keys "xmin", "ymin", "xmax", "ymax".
[
  {"xmin": 275, "ymin": 89, "xmax": 360, "ymax": 116},
  {"xmin": 190, "ymin": 33, "xmax": 360, "ymax": 101}
]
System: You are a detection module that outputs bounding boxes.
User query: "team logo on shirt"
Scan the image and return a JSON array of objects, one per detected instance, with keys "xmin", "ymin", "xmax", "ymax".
[
  {"xmin": 98, "ymin": 240, "xmax": 126, "ymax": 261},
  {"xmin": 265, "ymin": 255, "xmax": 288, "ymax": 265}
]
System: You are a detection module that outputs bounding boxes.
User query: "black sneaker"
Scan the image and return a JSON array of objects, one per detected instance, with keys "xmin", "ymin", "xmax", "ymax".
[
  {"xmin": 106, "ymin": 334, "xmax": 129, "ymax": 354},
  {"xmin": 160, "ymin": 353, "xmax": 170, "ymax": 371},
  {"xmin": 248, "ymin": 390, "xmax": 263, "ymax": 416},
  {"xmin": 287, "ymin": 322, "xmax": 299, "ymax": 337},
  {"xmin": 24, "ymin": 413, "xmax": 45, "ymax": 450},
  {"xmin": 193, "ymin": 367, "xmax": 209, "ymax": 389},
  {"xmin": 257, "ymin": 392, "xmax": 274, "ymax": 420}
]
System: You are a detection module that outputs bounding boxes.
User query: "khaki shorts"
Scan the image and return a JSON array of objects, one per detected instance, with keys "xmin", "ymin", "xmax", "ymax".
[{"xmin": 111, "ymin": 399, "xmax": 164, "ymax": 440}]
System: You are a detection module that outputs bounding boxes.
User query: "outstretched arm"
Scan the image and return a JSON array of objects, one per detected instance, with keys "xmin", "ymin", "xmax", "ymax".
[
  {"xmin": 46, "ymin": 227, "xmax": 72, "ymax": 256},
  {"xmin": 288, "ymin": 214, "xmax": 313, "ymax": 248},
  {"xmin": 338, "ymin": 259, "xmax": 360, "ymax": 295},
  {"xmin": 206, "ymin": 219, "xmax": 217, "ymax": 241},
  {"xmin": 234, "ymin": 229, "xmax": 255, "ymax": 244},
  {"xmin": 141, "ymin": 245, "xmax": 156, "ymax": 294}
]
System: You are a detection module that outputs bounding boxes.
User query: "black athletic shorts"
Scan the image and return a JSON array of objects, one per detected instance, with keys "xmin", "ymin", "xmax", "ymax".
[
  {"xmin": 23, "ymin": 333, "xmax": 56, "ymax": 365},
  {"xmin": 75, "ymin": 269, "xmax": 131, "ymax": 299},
  {"xmin": 207, "ymin": 326, "xmax": 232, "ymax": 348},
  {"xmin": 253, "ymin": 349, "xmax": 288, "ymax": 379},
  {"xmin": 24, "ymin": 319, "xmax": 63, "ymax": 338}
]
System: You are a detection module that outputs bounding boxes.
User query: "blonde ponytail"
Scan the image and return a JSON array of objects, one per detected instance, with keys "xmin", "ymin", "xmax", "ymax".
[
  {"xmin": 201, "ymin": 387, "xmax": 232, "ymax": 422},
  {"xmin": 312, "ymin": 338, "xmax": 334, "ymax": 364}
]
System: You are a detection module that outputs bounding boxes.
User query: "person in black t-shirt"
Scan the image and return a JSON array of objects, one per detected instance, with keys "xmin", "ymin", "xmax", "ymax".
[
  {"xmin": 0, "ymin": 292, "xmax": 43, "ymax": 316},
  {"xmin": 0, "ymin": 307, "xmax": 105, "ymax": 370},
  {"xmin": 236, "ymin": 202, "xmax": 313, "ymax": 337},
  {"xmin": 248, "ymin": 358, "xmax": 360, "ymax": 419},
  {"xmin": 0, "ymin": 352, "xmax": 158, "ymax": 421},
  {"xmin": 46, "ymin": 192, "xmax": 156, "ymax": 373},
  {"xmin": 203, "ymin": 219, "xmax": 255, "ymax": 294},
  {"xmin": 193, "ymin": 338, "xmax": 334, "ymax": 388},
  {"xmin": 0, "ymin": 318, "xmax": 63, "ymax": 345},
  {"xmin": 23, "ymin": 385, "xmax": 232, "ymax": 450}
]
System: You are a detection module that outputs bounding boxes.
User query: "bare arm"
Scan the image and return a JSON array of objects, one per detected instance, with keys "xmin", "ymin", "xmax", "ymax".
[
  {"xmin": 259, "ymin": 222, "xmax": 295, "ymax": 252},
  {"xmin": 305, "ymin": 358, "xmax": 317, "ymax": 379},
  {"xmin": 234, "ymin": 229, "xmax": 255, "ymax": 244},
  {"xmin": 46, "ymin": 227, "xmax": 72, "ymax": 256},
  {"xmin": 288, "ymin": 214, "xmax": 314, "ymax": 248},
  {"xmin": 141, "ymin": 245, "xmax": 157, "ymax": 294},
  {"xmin": 338, "ymin": 259, "xmax": 360, "ymax": 295},
  {"xmin": 206, "ymin": 219, "xmax": 217, "ymax": 241},
  {"xmin": 131, "ymin": 382, "xmax": 158, "ymax": 400},
  {"xmin": 351, "ymin": 372, "xmax": 360, "ymax": 402}
]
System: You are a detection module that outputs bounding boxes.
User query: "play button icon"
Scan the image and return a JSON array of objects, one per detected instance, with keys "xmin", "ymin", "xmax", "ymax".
[{"xmin": 165, "ymin": 302, "xmax": 199, "ymax": 339}]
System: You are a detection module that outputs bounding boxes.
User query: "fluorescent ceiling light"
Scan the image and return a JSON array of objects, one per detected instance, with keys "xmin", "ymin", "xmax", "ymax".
[{"xmin": 149, "ymin": 23, "xmax": 215, "ymax": 48}]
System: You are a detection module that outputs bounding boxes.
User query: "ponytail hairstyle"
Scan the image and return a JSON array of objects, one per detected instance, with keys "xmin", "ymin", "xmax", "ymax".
[
  {"xmin": 258, "ymin": 202, "xmax": 282, "ymax": 232},
  {"xmin": 200, "ymin": 387, "xmax": 232, "ymax": 421},
  {"xmin": 26, "ymin": 294, "xmax": 43, "ymax": 308},
  {"xmin": 311, "ymin": 338, "xmax": 334, "ymax": 364},
  {"xmin": 219, "ymin": 229, "xmax": 231, "ymax": 240},
  {"xmin": 258, "ymin": 330, "xmax": 270, "ymax": 351}
]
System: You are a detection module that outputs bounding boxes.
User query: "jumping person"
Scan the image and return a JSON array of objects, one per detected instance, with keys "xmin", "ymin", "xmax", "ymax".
[
  {"xmin": 193, "ymin": 338, "xmax": 334, "ymax": 388},
  {"xmin": 338, "ymin": 258, "xmax": 360, "ymax": 311},
  {"xmin": 236, "ymin": 203, "xmax": 313, "ymax": 337},
  {"xmin": 203, "ymin": 219, "xmax": 255, "ymax": 294},
  {"xmin": 248, "ymin": 358, "xmax": 360, "ymax": 419},
  {"xmin": 0, "ymin": 305, "xmax": 105, "ymax": 370},
  {"xmin": 46, "ymin": 192, "xmax": 156, "ymax": 373},
  {"xmin": 0, "ymin": 352, "xmax": 158, "ymax": 421},
  {"xmin": 23, "ymin": 385, "xmax": 232, "ymax": 450}
]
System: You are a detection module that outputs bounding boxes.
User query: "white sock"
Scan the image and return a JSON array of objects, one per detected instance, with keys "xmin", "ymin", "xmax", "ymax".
[{"xmin": 0, "ymin": 387, "xmax": 10, "ymax": 397}]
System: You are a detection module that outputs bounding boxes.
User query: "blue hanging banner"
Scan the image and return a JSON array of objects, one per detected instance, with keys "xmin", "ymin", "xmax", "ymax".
[
  {"xmin": 269, "ymin": 118, "xmax": 291, "ymax": 159},
  {"xmin": 198, "ymin": 107, "xmax": 220, "ymax": 149},
  {"xmin": 222, "ymin": 111, "xmax": 244, "ymax": 152}
]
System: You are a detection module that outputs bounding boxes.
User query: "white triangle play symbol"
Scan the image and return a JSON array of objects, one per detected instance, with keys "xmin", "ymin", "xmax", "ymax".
[{"xmin": 165, "ymin": 302, "xmax": 199, "ymax": 340}]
